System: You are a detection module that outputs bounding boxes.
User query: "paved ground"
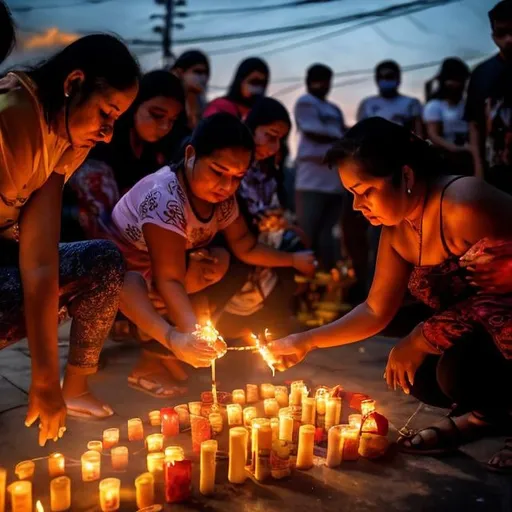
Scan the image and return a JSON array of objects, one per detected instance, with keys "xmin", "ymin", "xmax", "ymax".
[{"xmin": 0, "ymin": 324, "xmax": 510, "ymax": 511}]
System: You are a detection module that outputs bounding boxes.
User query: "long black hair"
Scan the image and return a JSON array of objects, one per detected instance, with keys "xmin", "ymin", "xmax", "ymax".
[
  {"xmin": 425, "ymin": 58, "xmax": 470, "ymax": 102},
  {"xmin": 0, "ymin": 0, "xmax": 15, "ymax": 64},
  {"xmin": 172, "ymin": 49, "xmax": 210, "ymax": 76},
  {"xmin": 245, "ymin": 97, "xmax": 291, "ymax": 134},
  {"xmin": 325, "ymin": 117, "xmax": 444, "ymax": 186},
  {"xmin": 226, "ymin": 57, "xmax": 269, "ymax": 106},
  {"xmin": 26, "ymin": 33, "xmax": 140, "ymax": 125}
]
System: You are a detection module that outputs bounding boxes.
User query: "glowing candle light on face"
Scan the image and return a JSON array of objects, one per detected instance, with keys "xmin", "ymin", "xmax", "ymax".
[
  {"xmin": 8, "ymin": 481, "xmax": 32, "ymax": 512},
  {"xmin": 48, "ymin": 453, "xmax": 65, "ymax": 478},
  {"xmin": 50, "ymin": 476, "xmax": 71, "ymax": 512},
  {"xmin": 99, "ymin": 478, "xmax": 120, "ymax": 512}
]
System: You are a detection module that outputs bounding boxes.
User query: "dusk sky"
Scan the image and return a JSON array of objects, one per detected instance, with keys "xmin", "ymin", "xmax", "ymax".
[{"xmin": 3, "ymin": 0, "xmax": 499, "ymax": 148}]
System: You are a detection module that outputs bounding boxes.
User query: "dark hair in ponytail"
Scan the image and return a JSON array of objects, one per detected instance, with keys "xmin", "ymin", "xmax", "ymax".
[{"xmin": 325, "ymin": 117, "xmax": 443, "ymax": 186}]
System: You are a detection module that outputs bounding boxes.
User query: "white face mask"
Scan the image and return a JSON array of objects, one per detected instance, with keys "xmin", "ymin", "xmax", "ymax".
[
  {"xmin": 246, "ymin": 84, "xmax": 265, "ymax": 97},
  {"xmin": 185, "ymin": 72, "xmax": 208, "ymax": 92}
]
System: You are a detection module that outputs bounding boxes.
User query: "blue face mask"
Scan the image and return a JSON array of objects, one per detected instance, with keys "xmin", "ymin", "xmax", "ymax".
[
  {"xmin": 378, "ymin": 79, "xmax": 399, "ymax": 94},
  {"xmin": 246, "ymin": 84, "xmax": 265, "ymax": 97}
]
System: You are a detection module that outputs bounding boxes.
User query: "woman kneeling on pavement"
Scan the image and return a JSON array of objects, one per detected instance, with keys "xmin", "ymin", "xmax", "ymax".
[
  {"xmin": 0, "ymin": 35, "xmax": 140, "ymax": 441},
  {"xmin": 107, "ymin": 113, "xmax": 316, "ymax": 398},
  {"xmin": 268, "ymin": 117, "xmax": 512, "ymax": 471}
]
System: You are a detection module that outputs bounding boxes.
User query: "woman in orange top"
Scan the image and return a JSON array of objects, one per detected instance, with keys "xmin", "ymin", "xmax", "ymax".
[{"xmin": 0, "ymin": 34, "xmax": 139, "ymax": 445}]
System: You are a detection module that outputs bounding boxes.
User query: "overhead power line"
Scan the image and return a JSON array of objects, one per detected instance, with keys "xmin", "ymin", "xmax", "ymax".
[
  {"xmin": 128, "ymin": 0, "xmax": 460, "ymax": 47},
  {"xmin": 11, "ymin": 0, "xmax": 113, "ymax": 12}
]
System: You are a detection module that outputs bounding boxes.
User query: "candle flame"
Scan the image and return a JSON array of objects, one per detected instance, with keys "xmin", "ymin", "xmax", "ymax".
[
  {"xmin": 193, "ymin": 320, "xmax": 226, "ymax": 359},
  {"xmin": 250, "ymin": 332, "xmax": 277, "ymax": 377},
  {"xmin": 36, "ymin": 501, "xmax": 44, "ymax": 512}
]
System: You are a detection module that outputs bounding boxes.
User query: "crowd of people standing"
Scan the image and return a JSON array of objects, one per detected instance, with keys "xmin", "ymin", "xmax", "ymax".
[{"xmin": 1, "ymin": 0, "xmax": 512, "ymax": 473}]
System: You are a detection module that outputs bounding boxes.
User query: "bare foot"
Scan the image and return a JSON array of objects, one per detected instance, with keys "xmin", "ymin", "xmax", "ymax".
[{"xmin": 488, "ymin": 439, "xmax": 512, "ymax": 473}]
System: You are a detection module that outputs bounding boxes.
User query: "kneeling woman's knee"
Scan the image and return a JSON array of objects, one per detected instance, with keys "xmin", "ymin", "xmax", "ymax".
[{"xmin": 83, "ymin": 240, "xmax": 126, "ymax": 290}]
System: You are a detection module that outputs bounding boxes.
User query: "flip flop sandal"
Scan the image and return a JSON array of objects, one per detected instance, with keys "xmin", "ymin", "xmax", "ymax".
[
  {"xmin": 487, "ymin": 439, "xmax": 512, "ymax": 474},
  {"xmin": 127, "ymin": 375, "xmax": 187, "ymax": 399},
  {"xmin": 66, "ymin": 392, "xmax": 115, "ymax": 421}
]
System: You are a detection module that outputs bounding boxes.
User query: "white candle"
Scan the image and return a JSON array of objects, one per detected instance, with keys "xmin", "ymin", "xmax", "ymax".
[
  {"xmin": 81, "ymin": 451, "xmax": 101, "ymax": 482},
  {"xmin": 253, "ymin": 420, "xmax": 272, "ymax": 482},
  {"xmin": 111, "ymin": 446, "xmax": 129, "ymax": 471},
  {"xmin": 188, "ymin": 401, "xmax": 202, "ymax": 416},
  {"xmin": 325, "ymin": 397, "xmax": 338, "ymax": 432},
  {"xmin": 174, "ymin": 405, "xmax": 190, "ymax": 431},
  {"xmin": 270, "ymin": 418, "xmax": 279, "ymax": 441},
  {"xmin": 148, "ymin": 410, "xmax": 161, "ymax": 427},
  {"xmin": 15, "ymin": 461, "xmax": 35, "ymax": 480},
  {"xmin": 349, "ymin": 414, "xmax": 362, "ymax": 430},
  {"xmin": 361, "ymin": 399, "xmax": 376, "ymax": 417},
  {"xmin": 208, "ymin": 412, "xmax": 223, "ymax": 435},
  {"xmin": 99, "ymin": 478, "xmax": 120, "ymax": 512},
  {"xmin": 264, "ymin": 399, "xmax": 279, "ymax": 418},
  {"xmin": 246, "ymin": 384, "xmax": 259, "ymax": 404},
  {"xmin": 146, "ymin": 453, "xmax": 165, "ymax": 478},
  {"xmin": 296, "ymin": 424, "xmax": 315, "ymax": 470},
  {"xmin": 232, "ymin": 389, "xmax": 246, "ymax": 406},
  {"xmin": 128, "ymin": 418, "xmax": 144, "ymax": 442},
  {"xmin": 50, "ymin": 476, "xmax": 70, "ymax": 512},
  {"xmin": 334, "ymin": 397, "xmax": 342, "ymax": 425},
  {"xmin": 228, "ymin": 427, "xmax": 248, "ymax": 484},
  {"xmin": 358, "ymin": 433, "xmax": 389, "ymax": 459},
  {"xmin": 279, "ymin": 414, "xmax": 294, "ymax": 443},
  {"xmin": 146, "ymin": 434, "xmax": 164, "ymax": 453},
  {"xmin": 243, "ymin": 406, "xmax": 257, "ymax": 428},
  {"xmin": 164, "ymin": 446, "xmax": 185, "ymax": 464},
  {"xmin": 102, "ymin": 428, "xmax": 119, "ymax": 450},
  {"xmin": 8, "ymin": 481, "xmax": 32, "ymax": 512},
  {"xmin": 227, "ymin": 404, "xmax": 243, "ymax": 426},
  {"xmin": 87, "ymin": 441, "xmax": 103, "ymax": 453},
  {"xmin": 290, "ymin": 381, "xmax": 304, "ymax": 406},
  {"xmin": 0, "ymin": 467, "xmax": 5, "ymax": 512},
  {"xmin": 301, "ymin": 397, "xmax": 316, "ymax": 425},
  {"xmin": 341, "ymin": 426, "xmax": 360, "ymax": 461},
  {"xmin": 200, "ymin": 440, "xmax": 218, "ymax": 496},
  {"xmin": 274, "ymin": 386, "xmax": 289, "ymax": 408},
  {"xmin": 48, "ymin": 453, "xmax": 65, "ymax": 479},
  {"xmin": 260, "ymin": 383, "xmax": 275, "ymax": 399},
  {"xmin": 135, "ymin": 473, "xmax": 154, "ymax": 509},
  {"xmin": 326, "ymin": 426, "xmax": 342, "ymax": 468}
]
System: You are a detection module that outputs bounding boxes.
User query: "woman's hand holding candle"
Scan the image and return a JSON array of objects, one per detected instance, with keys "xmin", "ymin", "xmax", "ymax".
[
  {"xmin": 166, "ymin": 329, "xmax": 218, "ymax": 368},
  {"xmin": 292, "ymin": 251, "xmax": 317, "ymax": 277},
  {"xmin": 268, "ymin": 332, "xmax": 314, "ymax": 371}
]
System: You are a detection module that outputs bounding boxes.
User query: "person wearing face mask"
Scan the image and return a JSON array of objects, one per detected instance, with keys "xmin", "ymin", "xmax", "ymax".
[
  {"xmin": 423, "ymin": 58, "xmax": 472, "ymax": 175},
  {"xmin": 357, "ymin": 60, "xmax": 423, "ymax": 135},
  {"xmin": 294, "ymin": 64, "xmax": 346, "ymax": 271},
  {"xmin": 67, "ymin": 71, "xmax": 186, "ymax": 240},
  {"xmin": 171, "ymin": 50, "xmax": 210, "ymax": 130},
  {"xmin": 0, "ymin": 35, "xmax": 140, "ymax": 440},
  {"xmin": 204, "ymin": 57, "xmax": 269, "ymax": 120}
]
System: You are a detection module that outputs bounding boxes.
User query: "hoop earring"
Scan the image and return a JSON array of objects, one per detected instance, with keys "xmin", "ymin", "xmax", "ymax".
[{"xmin": 407, "ymin": 188, "xmax": 412, "ymax": 195}]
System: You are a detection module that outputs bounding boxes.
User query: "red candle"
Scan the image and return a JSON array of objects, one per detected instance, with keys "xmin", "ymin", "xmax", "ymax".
[
  {"xmin": 161, "ymin": 408, "xmax": 179, "ymax": 437},
  {"xmin": 191, "ymin": 414, "xmax": 211, "ymax": 453},
  {"xmin": 165, "ymin": 460, "xmax": 192, "ymax": 503}
]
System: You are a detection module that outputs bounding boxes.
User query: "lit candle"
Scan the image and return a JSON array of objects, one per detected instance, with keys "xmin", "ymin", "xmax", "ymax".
[
  {"xmin": 148, "ymin": 410, "xmax": 161, "ymax": 427},
  {"xmin": 81, "ymin": 451, "xmax": 101, "ymax": 482},
  {"xmin": 128, "ymin": 418, "xmax": 144, "ymax": 442},
  {"xmin": 296, "ymin": 424, "xmax": 315, "ymax": 470},
  {"xmin": 358, "ymin": 433, "xmax": 389, "ymax": 459},
  {"xmin": 111, "ymin": 446, "xmax": 129, "ymax": 471},
  {"xmin": 191, "ymin": 414, "xmax": 211, "ymax": 454},
  {"xmin": 135, "ymin": 473, "xmax": 154, "ymax": 509},
  {"xmin": 174, "ymin": 405, "xmax": 190, "ymax": 431},
  {"xmin": 232, "ymin": 389, "xmax": 246, "ymax": 406},
  {"xmin": 260, "ymin": 383, "xmax": 275, "ymax": 399},
  {"xmin": 325, "ymin": 397, "xmax": 338, "ymax": 432},
  {"xmin": 199, "ymin": 440, "xmax": 217, "ymax": 496},
  {"xmin": 146, "ymin": 434, "xmax": 164, "ymax": 453},
  {"xmin": 246, "ymin": 384, "xmax": 259, "ymax": 404},
  {"xmin": 48, "ymin": 453, "xmax": 65, "ymax": 478},
  {"xmin": 270, "ymin": 418, "xmax": 279, "ymax": 441},
  {"xmin": 315, "ymin": 395, "xmax": 326, "ymax": 416},
  {"xmin": 188, "ymin": 401, "xmax": 202, "ymax": 416},
  {"xmin": 326, "ymin": 426, "xmax": 342, "ymax": 468},
  {"xmin": 147, "ymin": 453, "xmax": 165, "ymax": 475},
  {"xmin": 264, "ymin": 398, "xmax": 280, "ymax": 418},
  {"xmin": 334, "ymin": 397, "xmax": 342, "ymax": 425},
  {"xmin": 340, "ymin": 426, "xmax": 360, "ymax": 461},
  {"xmin": 99, "ymin": 478, "xmax": 120, "ymax": 512},
  {"xmin": 102, "ymin": 428, "xmax": 119, "ymax": 450},
  {"xmin": 253, "ymin": 419, "xmax": 272, "ymax": 482},
  {"xmin": 243, "ymin": 406, "xmax": 257, "ymax": 428},
  {"xmin": 161, "ymin": 408, "xmax": 179, "ymax": 437},
  {"xmin": 301, "ymin": 397, "xmax": 316, "ymax": 425},
  {"xmin": 164, "ymin": 446, "xmax": 185, "ymax": 464},
  {"xmin": 227, "ymin": 404, "xmax": 243, "ymax": 426},
  {"xmin": 228, "ymin": 427, "xmax": 248, "ymax": 484},
  {"xmin": 8, "ymin": 481, "xmax": 32, "ymax": 512},
  {"xmin": 0, "ymin": 467, "xmax": 5, "ymax": 512},
  {"xmin": 50, "ymin": 476, "xmax": 70, "ymax": 512},
  {"xmin": 15, "ymin": 461, "xmax": 35, "ymax": 480},
  {"xmin": 87, "ymin": 441, "xmax": 103, "ymax": 453},
  {"xmin": 361, "ymin": 399, "xmax": 376, "ymax": 417},
  {"xmin": 271, "ymin": 440, "xmax": 291, "ymax": 479},
  {"xmin": 290, "ymin": 381, "xmax": 305, "ymax": 406},
  {"xmin": 164, "ymin": 460, "xmax": 192, "ymax": 503},
  {"xmin": 279, "ymin": 414, "xmax": 294, "ymax": 443},
  {"xmin": 208, "ymin": 412, "xmax": 223, "ymax": 435},
  {"xmin": 349, "ymin": 414, "xmax": 362, "ymax": 430},
  {"xmin": 274, "ymin": 386, "xmax": 289, "ymax": 408}
]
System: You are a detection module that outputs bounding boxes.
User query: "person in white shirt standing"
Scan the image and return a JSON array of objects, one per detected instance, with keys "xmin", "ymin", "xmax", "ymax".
[{"xmin": 294, "ymin": 64, "xmax": 345, "ymax": 270}]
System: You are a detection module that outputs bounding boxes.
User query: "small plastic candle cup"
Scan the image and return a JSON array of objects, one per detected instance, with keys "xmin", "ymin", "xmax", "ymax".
[
  {"xmin": 147, "ymin": 453, "xmax": 165, "ymax": 480},
  {"xmin": 148, "ymin": 410, "xmax": 161, "ymax": 427},
  {"xmin": 99, "ymin": 477, "xmax": 120, "ymax": 512},
  {"xmin": 48, "ymin": 452, "xmax": 65, "ymax": 478},
  {"xmin": 87, "ymin": 440, "xmax": 103, "ymax": 453},
  {"xmin": 50, "ymin": 476, "xmax": 71, "ymax": 512},
  {"xmin": 128, "ymin": 418, "xmax": 144, "ymax": 441},
  {"xmin": 15, "ymin": 460, "xmax": 35, "ymax": 480},
  {"xmin": 111, "ymin": 446, "xmax": 129, "ymax": 471},
  {"xmin": 8, "ymin": 481, "xmax": 32, "ymax": 512},
  {"xmin": 103, "ymin": 428, "xmax": 119, "ymax": 450},
  {"xmin": 135, "ymin": 472, "xmax": 155, "ymax": 509},
  {"xmin": 260, "ymin": 383, "xmax": 275, "ymax": 399},
  {"xmin": 164, "ymin": 446, "xmax": 185, "ymax": 464},
  {"xmin": 361, "ymin": 399, "xmax": 376, "ymax": 417},
  {"xmin": 227, "ymin": 404, "xmax": 243, "ymax": 426},
  {"xmin": 81, "ymin": 450, "xmax": 101, "ymax": 482},
  {"xmin": 264, "ymin": 398, "xmax": 280, "ymax": 418},
  {"xmin": 232, "ymin": 389, "xmax": 246, "ymax": 405},
  {"xmin": 243, "ymin": 406, "xmax": 257, "ymax": 428},
  {"xmin": 146, "ymin": 434, "xmax": 164, "ymax": 453}
]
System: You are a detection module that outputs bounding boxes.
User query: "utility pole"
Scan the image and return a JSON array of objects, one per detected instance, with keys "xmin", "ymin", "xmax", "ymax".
[{"xmin": 152, "ymin": 0, "xmax": 186, "ymax": 68}]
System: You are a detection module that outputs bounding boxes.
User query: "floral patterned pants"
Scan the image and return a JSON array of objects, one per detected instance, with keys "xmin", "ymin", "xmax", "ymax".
[{"xmin": 0, "ymin": 240, "xmax": 125, "ymax": 373}]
